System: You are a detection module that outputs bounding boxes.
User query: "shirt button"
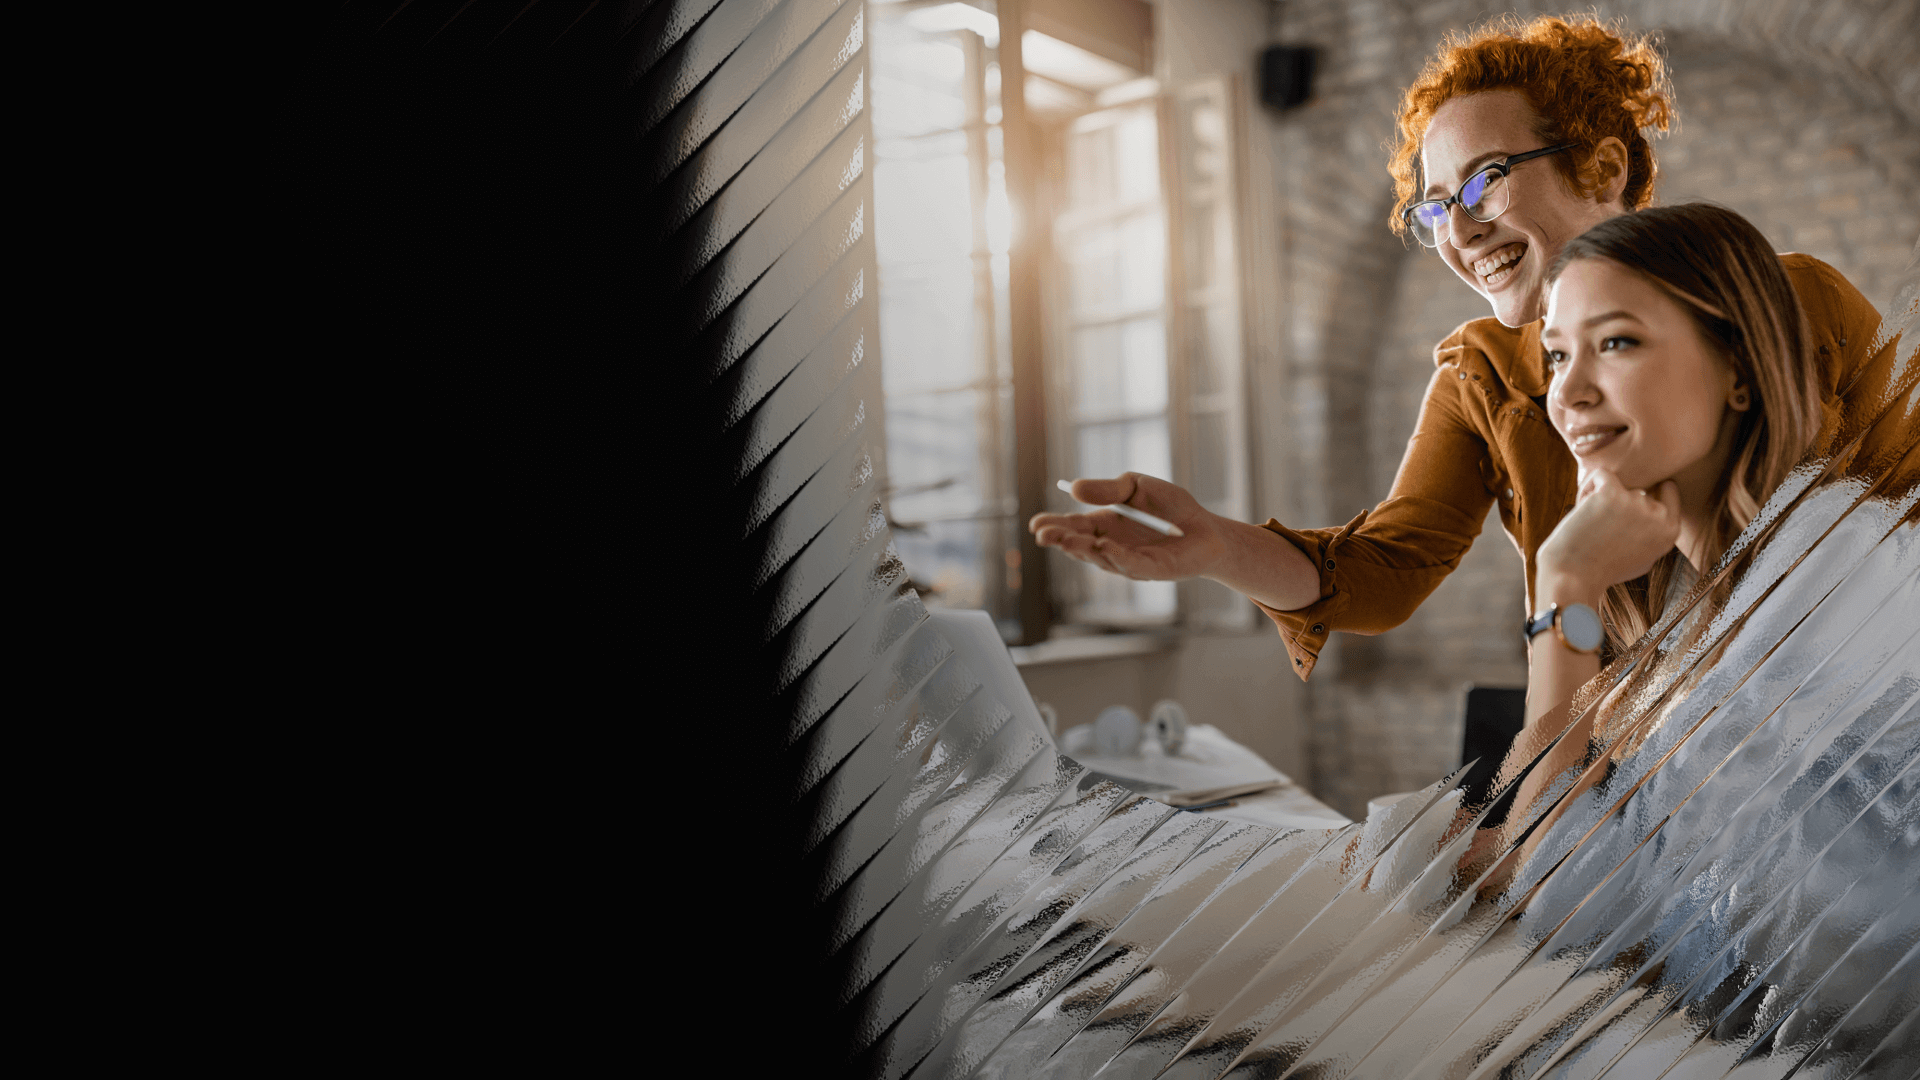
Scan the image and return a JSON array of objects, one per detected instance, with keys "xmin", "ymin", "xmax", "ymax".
[
  {"xmin": 1294, "ymin": 657, "xmax": 1303, "ymax": 666},
  {"xmin": 1325, "ymin": 558, "xmax": 1336, "ymax": 569},
  {"xmin": 1311, "ymin": 623, "xmax": 1325, "ymax": 634},
  {"xmin": 1506, "ymin": 488, "xmax": 1515, "ymax": 499}
]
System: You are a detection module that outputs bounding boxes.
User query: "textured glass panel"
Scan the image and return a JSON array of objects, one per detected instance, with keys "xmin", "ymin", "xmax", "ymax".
[
  {"xmin": 837, "ymin": 746, "xmax": 1089, "ymax": 975},
  {"xmin": 1782, "ymin": 935, "xmax": 1920, "ymax": 1078},
  {"xmin": 800, "ymin": 471, "xmax": 1913, "ymax": 1079},
  {"xmin": 1596, "ymin": 757, "xmax": 1920, "ymax": 1077},
  {"xmin": 915, "ymin": 812, "xmax": 1228, "ymax": 1080},
  {"xmin": 975, "ymin": 820, "xmax": 1278, "ymax": 1079},
  {"xmin": 1029, "ymin": 825, "xmax": 1338, "ymax": 1079},
  {"xmin": 860, "ymin": 794, "xmax": 1182, "ymax": 1078},
  {"xmin": 806, "ymin": 672, "xmax": 1006, "ymax": 883},
  {"xmin": 847, "ymin": 782, "xmax": 1148, "ymax": 1051},
  {"xmin": 652, "ymin": 1, "xmax": 866, "ymax": 233}
]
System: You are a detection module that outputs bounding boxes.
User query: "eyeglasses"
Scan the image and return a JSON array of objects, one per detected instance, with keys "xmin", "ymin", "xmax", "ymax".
[{"xmin": 1402, "ymin": 143, "xmax": 1578, "ymax": 248}]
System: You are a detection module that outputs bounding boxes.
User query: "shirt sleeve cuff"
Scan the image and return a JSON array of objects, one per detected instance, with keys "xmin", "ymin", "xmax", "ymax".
[{"xmin": 1254, "ymin": 513, "xmax": 1366, "ymax": 681}]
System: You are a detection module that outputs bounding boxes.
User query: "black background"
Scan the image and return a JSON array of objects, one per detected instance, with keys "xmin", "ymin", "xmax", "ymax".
[{"xmin": 293, "ymin": 3, "xmax": 841, "ymax": 1064}]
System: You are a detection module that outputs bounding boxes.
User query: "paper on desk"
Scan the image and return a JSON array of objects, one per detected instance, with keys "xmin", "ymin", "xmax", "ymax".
[{"xmin": 1062, "ymin": 723, "xmax": 1287, "ymax": 806}]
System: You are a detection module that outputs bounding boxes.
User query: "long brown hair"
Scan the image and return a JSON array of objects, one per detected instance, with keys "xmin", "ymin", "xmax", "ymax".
[{"xmin": 1546, "ymin": 204, "xmax": 1824, "ymax": 652}]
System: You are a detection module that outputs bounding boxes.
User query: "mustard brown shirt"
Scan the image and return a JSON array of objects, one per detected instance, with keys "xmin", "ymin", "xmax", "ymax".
[{"xmin": 1257, "ymin": 253, "xmax": 1913, "ymax": 680}]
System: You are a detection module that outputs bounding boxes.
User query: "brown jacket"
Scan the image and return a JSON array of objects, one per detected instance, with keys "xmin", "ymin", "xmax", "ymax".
[{"xmin": 1257, "ymin": 253, "xmax": 1912, "ymax": 680}]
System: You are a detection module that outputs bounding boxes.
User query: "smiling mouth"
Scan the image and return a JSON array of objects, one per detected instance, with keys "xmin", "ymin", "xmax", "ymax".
[
  {"xmin": 1569, "ymin": 426, "xmax": 1627, "ymax": 455},
  {"xmin": 1473, "ymin": 243, "xmax": 1525, "ymax": 288}
]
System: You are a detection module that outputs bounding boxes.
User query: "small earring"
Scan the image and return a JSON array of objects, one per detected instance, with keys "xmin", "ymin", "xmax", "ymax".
[{"xmin": 1731, "ymin": 390, "xmax": 1750, "ymax": 409}]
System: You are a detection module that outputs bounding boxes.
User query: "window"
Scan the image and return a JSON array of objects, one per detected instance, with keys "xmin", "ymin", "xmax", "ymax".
[
  {"xmin": 1164, "ymin": 79, "xmax": 1255, "ymax": 630},
  {"xmin": 870, "ymin": 1, "xmax": 1019, "ymax": 635},
  {"xmin": 1053, "ymin": 96, "xmax": 1177, "ymax": 624},
  {"xmin": 872, "ymin": 0, "xmax": 1251, "ymax": 639}
]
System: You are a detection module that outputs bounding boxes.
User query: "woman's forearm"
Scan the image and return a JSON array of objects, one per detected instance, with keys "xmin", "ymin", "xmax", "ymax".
[
  {"xmin": 1503, "ymin": 572, "xmax": 1608, "ymax": 865},
  {"xmin": 1524, "ymin": 571, "xmax": 1605, "ymax": 728},
  {"xmin": 1201, "ymin": 516, "xmax": 1322, "ymax": 612}
]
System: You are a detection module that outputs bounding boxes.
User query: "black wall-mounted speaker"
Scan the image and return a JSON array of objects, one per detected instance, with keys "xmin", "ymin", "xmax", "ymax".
[{"xmin": 1260, "ymin": 44, "xmax": 1316, "ymax": 111}]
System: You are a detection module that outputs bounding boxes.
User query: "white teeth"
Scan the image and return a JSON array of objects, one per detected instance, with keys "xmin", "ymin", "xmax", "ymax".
[
  {"xmin": 1473, "ymin": 246, "xmax": 1524, "ymax": 276},
  {"xmin": 1573, "ymin": 429, "xmax": 1621, "ymax": 449}
]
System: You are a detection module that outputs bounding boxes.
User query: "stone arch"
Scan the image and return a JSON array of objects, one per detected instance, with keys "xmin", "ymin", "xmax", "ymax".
[
  {"xmin": 1606, "ymin": 0, "xmax": 1920, "ymax": 127},
  {"xmin": 1401, "ymin": 0, "xmax": 1920, "ymax": 130}
]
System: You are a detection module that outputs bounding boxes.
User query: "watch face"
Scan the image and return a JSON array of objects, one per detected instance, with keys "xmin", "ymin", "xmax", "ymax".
[{"xmin": 1560, "ymin": 603, "xmax": 1604, "ymax": 653}]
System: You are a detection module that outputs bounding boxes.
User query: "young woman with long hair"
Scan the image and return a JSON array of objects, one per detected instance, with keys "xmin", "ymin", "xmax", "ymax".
[{"xmin": 1522, "ymin": 202, "xmax": 1827, "ymax": 727}]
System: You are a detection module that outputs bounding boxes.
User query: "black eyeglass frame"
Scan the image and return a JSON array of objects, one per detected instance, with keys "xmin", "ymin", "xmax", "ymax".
[{"xmin": 1403, "ymin": 142, "xmax": 1579, "ymax": 247}]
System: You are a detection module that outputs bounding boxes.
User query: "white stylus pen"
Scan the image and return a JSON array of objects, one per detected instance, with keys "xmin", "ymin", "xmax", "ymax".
[{"xmin": 1056, "ymin": 479, "xmax": 1186, "ymax": 537}]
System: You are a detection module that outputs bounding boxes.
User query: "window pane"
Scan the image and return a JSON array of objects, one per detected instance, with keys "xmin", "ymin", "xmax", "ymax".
[
  {"xmin": 887, "ymin": 390, "xmax": 984, "ymax": 522},
  {"xmin": 1184, "ymin": 308, "xmax": 1215, "ymax": 394},
  {"xmin": 1120, "ymin": 317, "xmax": 1168, "ymax": 414},
  {"xmin": 878, "ymin": 257, "xmax": 976, "ymax": 395},
  {"xmin": 1075, "ymin": 419, "xmax": 1125, "ymax": 480},
  {"xmin": 1066, "ymin": 223, "xmax": 1121, "ymax": 313},
  {"xmin": 892, "ymin": 519, "xmax": 990, "ymax": 610},
  {"xmin": 1183, "ymin": 197, "xmax": 1215, "ymax": 289},
  {"xmin": 870, "ymin": 15, "xmax": 1012, "ymax": 632},
  {"xmin": 1115, "ymin": 110, "xmax": 1160, "ymax": 202},
  {"xmin": 1125, "ymin": 416, "xmax": 1172, "ymax": 480},
  {"xmin": 1073, "ymin": 323, "xmax": 1124, "ymax": 419},
  {"xmin": 1189, "ymin": 411, "xmax": 1228, "ymax": 504},
  {"xmin": 1068, "ymin": 125, "xmax": 1115, "ymax": 207},
  {"xmin": 870, "ymin": 26, "xmax": 966, "ymax": 137},
  {"xmin": 1076, "ymin": 416, "xmax": 1170, "ymax": 480},
  {"xmin": 874, "ymin": 138, "xmax": 973, "ymax": 262},
  {"xmin": 1057, "ymin": 98, "xmax": 1172, "ymax": 627},
  {"xmin": 1131, "ymin": 579, "xmax": 1176, "ymax": 616},
  {"xmin": 1119, "ymin": 211, "xmax": 1166, "ymax": 308}
]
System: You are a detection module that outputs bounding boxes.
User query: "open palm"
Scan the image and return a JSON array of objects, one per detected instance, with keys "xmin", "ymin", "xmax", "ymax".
[{"xmin": 1029, "ymin": 473, "xmax": 1226, "ymax": 581}]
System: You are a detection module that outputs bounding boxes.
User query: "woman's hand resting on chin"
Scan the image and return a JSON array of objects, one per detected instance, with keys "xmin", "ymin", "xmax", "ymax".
[
  {"xmin": 1535, "ymin": 467, "xmax": 1683, "ymax": 605},
  {"xmin": 1511, "ymin": 468, "xmax": 1685, "ymax": 810},
  {"xmin": 1029, "ymin": 474, "xmax": 1226, "ymax": 581}
]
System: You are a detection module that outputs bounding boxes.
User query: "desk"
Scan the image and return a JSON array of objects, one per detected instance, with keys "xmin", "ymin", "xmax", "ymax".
[
  {"xmin": 1062, "ymin": 722, "xmax": 1352, "ymax": 831},
  {"xmin": 1192, "ymin": 778, "xmax": 1354, "ymax": 831}
]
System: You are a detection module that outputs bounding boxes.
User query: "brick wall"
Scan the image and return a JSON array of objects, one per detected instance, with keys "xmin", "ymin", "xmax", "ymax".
[{"xmin": 1254, "ymin": 0, "xmax": 1920, "ymax": 817}]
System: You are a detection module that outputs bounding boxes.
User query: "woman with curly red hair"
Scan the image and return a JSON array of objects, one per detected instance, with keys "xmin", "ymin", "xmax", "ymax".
[{"xmin": 1032, "ymin": 14, "xmax": 1902, "ymax": 681}]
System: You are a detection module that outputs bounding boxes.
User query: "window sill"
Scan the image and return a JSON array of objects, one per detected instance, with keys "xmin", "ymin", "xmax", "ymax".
[{"xmin": 1009, "ymin": 631, "xmax": 1176, "ymax": 668}]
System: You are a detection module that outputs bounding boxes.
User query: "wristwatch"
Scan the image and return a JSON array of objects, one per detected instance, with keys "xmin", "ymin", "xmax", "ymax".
[{"xmin": 1526, "ymin": 602, "xmax": 1603, "ymax": 654}]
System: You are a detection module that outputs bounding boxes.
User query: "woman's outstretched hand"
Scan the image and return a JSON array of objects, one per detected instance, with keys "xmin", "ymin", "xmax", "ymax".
[
  {"xmin": 1535, "ymin": 467, "xmax": 1682, "ymax": 605},
  {"xmin": 1030, "ymin": 473, "xmax": 1323, "ymax": 611},
  {"xmin": 1029, "ymin": 473, "xmax": 1225, "ymax": 581}
]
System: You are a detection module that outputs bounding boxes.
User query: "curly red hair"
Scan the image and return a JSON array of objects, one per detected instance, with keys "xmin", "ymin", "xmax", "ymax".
[{"xmin": 1389, "ymin": 14, "xmax": 1674, "ymax": 237}]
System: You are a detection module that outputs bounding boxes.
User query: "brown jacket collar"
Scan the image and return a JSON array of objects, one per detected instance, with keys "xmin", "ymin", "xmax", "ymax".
[{"xmin": 1454, "ymin": 317, "xmax": 1548, "ymax": 397}]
